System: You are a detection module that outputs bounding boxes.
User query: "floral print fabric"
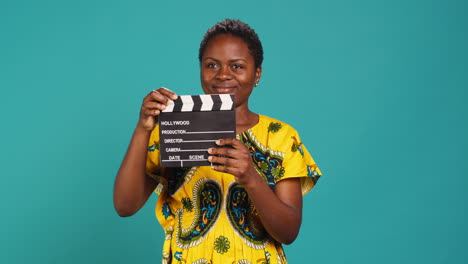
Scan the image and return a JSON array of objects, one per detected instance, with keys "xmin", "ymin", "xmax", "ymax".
[{"xmin": 146, "ymin": 115, "xmax": 322, "ymax": 264}]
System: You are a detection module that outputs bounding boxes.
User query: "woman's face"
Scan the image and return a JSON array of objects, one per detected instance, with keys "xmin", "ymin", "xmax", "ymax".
[{"xmin": 200, "ymin": 34, "xmax": 261, "ymax": 108}]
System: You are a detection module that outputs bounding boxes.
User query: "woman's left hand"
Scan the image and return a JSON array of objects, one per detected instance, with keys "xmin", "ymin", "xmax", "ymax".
[{"xmin": 207, "ymin": 138, "xmax": 261, "ymax": 186}]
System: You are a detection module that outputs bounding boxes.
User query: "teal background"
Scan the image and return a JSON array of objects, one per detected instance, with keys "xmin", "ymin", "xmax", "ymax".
[{"xmin": 1, "ymin": 0, "xmax": 467, "ymax": 263}]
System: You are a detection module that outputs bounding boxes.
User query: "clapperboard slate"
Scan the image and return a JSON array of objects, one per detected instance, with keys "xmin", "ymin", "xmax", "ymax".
[{"xmin": 159, "ymin": 94, "xmax": 235, "ymax": 167}]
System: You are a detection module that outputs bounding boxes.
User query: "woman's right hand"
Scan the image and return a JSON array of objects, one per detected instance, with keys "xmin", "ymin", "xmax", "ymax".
[
  {"xmin": 139, "ymin": 87, "xmax": 178, "ymax": 131},
  {"xmin": 115, "ymin": 87, "xmax": 177, "ymax": 217}
]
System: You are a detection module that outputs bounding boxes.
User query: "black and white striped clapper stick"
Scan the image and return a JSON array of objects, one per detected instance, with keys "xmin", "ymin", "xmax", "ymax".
[{"xmin": 159, "ymin": 94, "xmax": 235, "ymax": 167}]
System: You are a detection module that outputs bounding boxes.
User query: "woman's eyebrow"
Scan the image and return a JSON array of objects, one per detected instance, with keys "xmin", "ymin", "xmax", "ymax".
[
  {"xmin": 229, "ymin": 58, "xmax": 247, "ymax": 63},
  {"xmin": 203, "ymin": 57, "xmax": 247, "ymax": 63},
  {"xmin": 203, "ymin": 57, "xmax": 219, "ymax": 62}
]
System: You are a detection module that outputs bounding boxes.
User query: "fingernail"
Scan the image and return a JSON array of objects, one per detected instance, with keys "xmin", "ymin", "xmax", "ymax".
[
  {"xmin": 208, "ymin": 148, "xmax": 213, "ymax": 154},
  {"xmin": 216, "ymin": 140, "xmax": 221, "ymax": 145},
  {"xmin": 208, "ymin": 156, "xmax": 213, "ymax": 162}
]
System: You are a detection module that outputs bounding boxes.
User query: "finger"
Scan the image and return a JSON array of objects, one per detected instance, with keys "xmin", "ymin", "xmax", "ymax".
[
  {"xmin": 209, "ymin": 147, "xmax": 250, "ymax": 162},
  {"xmin": 143, "ymin": 89, "xmax": 174, "ymax": 106},
  {"xmin": 156, "ymin": 87, "xmax": 178, "ymax": 100},
  {"xmin": 142, "ymin": 101, "xmax": 167, "ymax": 111},
  {"xmin": 207, "ymin": 155, "xmax": 236, "ymax": 167},
  {"xmin": 209, "ymin": 144, "xmax": 251, "ymax": 162},
  {"xmin": 142, "ymin": 109, "xmax": 160, "ymax": 116},
  {"xmin": 147, "ymin": 90, "xmax": 172, "ymax": 105},
  {"xmin": 216, "ymin": 138, "xmax": 245, "ymax": 150},
  {"xmin": 143, "ymin": 90, "xmax": 163, "ymax": 104},
  {"xmin": 208, "ymin": 146, "xmax": 237, "ymax": 158}
]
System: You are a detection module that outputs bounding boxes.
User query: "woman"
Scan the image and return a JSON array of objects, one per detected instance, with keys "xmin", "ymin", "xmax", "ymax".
[{"xmin": 114, "ymin": 19, "xmax": 322, "ymax": 264}]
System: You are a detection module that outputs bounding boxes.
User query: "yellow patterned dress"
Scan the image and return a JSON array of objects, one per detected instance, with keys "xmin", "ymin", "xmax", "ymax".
[{"xmin": 146, "ymin": 115, "xmax": 322, "ymax": 264}]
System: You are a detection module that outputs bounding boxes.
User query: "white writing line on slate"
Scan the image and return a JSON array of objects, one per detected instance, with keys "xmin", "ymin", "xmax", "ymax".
[
  {"xmin": 182, "ymin": 140, "xmax": 217, "ymax": 143},
  {"xmin": 185, "ymin": 131, "xmax": 234, "ymax": 134},
  {"xmin": 176, "ymin": 149, "xmax": 207, "ymax": 152},
  {"xmin": 162, "ymin": 159, "xmax": 208, "ymax": 162}
]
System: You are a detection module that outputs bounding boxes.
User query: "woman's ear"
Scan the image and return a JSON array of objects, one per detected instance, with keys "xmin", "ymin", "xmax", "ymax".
[{"xmin": 255, "ymin": 67, "xmax": 262, "ymax": 87}]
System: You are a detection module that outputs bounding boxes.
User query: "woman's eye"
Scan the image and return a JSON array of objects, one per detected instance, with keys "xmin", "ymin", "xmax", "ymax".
[
  {"xmin": 207, "ymin": 63, "xmax": 218, "ymax": 69},
  {"xmin": 232, "ymin": 64, "xmax": 243, "ymax": 69}
]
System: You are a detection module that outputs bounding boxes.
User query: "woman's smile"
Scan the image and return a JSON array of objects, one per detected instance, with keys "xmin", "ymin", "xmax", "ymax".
[{"xmin": 213, "ymin": 85, "xmax": 238, "ymax": 94}]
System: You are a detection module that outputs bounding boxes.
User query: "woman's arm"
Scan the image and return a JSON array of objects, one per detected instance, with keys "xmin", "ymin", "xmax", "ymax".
[
  {"xmin": 113, "ymin": 125, "xmax": 157, "ymax": 217},
  {"xmin": 208, "ymin": 138, "xmax": 303, "ymax": 244},
  {"xmin": 243, "ymin": 174, "xmax": 303, "ymax": 244},
  {"xmin": 113, "ymin": 88, "xmax": 177, "ymax": 217}
]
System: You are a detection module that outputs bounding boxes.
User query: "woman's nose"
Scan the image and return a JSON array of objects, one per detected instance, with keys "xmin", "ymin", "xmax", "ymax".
[{"xmin": 216, "ymin": 66, "xmax": 232, "ymax": 80}]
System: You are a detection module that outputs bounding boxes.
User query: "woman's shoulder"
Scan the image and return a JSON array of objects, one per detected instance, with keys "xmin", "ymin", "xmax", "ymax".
[{"xmin": 257, "ymin": 114, "xmax": 298, "ymax": 135}]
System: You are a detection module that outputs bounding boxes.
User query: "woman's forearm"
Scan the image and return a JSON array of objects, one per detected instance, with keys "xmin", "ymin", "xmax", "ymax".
[
  {"xmin": 243, "ymin": 175, "xmax": 303, "ymax": 245},
  {"xmin": 113, "ymin": 125, "xmax": 157, "ymax": 217}
]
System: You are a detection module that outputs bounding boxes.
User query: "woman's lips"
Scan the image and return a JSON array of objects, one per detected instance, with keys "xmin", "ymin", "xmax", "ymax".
[{"xmin": 213, "ymin": 86, "xmax": 237, "ymax": 93}]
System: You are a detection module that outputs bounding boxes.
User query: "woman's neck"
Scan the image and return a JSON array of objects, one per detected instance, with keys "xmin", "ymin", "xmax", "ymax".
[{"xmin": 235, "ymin": 104, "xmax": 259, "ymax": 134}]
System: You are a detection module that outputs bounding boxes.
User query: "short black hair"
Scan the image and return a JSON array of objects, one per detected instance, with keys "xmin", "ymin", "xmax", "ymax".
[{"xmin": 199, "ymin": 19, "xmax": 263, "ymax": 68}]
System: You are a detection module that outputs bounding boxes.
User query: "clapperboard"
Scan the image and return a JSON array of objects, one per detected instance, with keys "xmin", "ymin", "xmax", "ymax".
[{"xmin": 159, "ymin": 94, "xmax": 236, "ymax": 167}]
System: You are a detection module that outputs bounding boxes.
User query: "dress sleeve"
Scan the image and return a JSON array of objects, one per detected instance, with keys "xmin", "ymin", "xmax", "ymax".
[
  {"xmin": 279, "ymin": 127, "xmax": 322, "ymax": 195},
  {"xmin": 145, "ymin": 125, "xmax": 163, "ymax": 194}
]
